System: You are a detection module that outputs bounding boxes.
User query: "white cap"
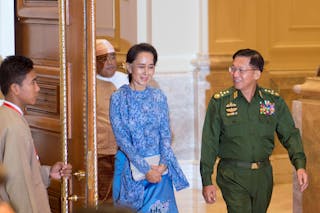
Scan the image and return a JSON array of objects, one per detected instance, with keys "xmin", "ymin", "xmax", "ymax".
[{"xmin": 96, "ymin": 39, "xmax": 115, "ymax": 56}]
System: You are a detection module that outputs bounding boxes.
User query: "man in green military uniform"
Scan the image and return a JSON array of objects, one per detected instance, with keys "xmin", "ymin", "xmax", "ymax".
[{"xmin": 200, "ymin": 49, "xmax": 308, "ymax": 213}]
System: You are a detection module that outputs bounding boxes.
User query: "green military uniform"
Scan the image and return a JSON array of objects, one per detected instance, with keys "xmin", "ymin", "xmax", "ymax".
[{"xmin": 200, "ymin": 86, "xmax": 306, "ymax": 213}]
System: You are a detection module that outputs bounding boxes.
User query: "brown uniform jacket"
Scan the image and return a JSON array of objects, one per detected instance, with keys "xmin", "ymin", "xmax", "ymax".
[
  {"xmin": 0, "ymin": 106, "xmax": 51, "ymax": 213},
  {"xmin": 97, "ymin": 79, "xmax": 118, "ymax": 155}
]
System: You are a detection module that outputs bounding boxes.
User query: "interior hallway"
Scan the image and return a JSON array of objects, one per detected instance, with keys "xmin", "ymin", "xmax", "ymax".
[{"xmin": 175, "ymin": 162, "xmax": 292, "ymax": 213}]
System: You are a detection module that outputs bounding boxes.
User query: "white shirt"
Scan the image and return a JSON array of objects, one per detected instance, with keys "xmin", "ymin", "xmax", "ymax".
[
  {"xmin": 96, "ymin": 71, "xmax": 128, "ymax": 89},
  {"xmin": 3, "ymin": 100, "xmax": 24, "ymax": 115}
]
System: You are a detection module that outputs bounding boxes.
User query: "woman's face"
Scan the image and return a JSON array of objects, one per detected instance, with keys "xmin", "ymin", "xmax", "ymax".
[{"xmin": 127, "ymin": 51, "xmax": 155, "ymax": 91}]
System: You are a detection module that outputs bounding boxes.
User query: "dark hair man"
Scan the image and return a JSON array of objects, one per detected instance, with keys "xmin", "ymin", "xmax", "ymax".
[
  {"xmin": 200, "ymin": 49, "xmax": 308, "ymax": 213},
  {"xmin": 0, "ymin": 55, "xmax": 72, "ymax": 213}
]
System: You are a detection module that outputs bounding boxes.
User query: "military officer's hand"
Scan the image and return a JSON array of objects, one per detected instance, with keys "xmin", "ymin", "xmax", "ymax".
[
  {"xmin": 297, "ymin": 168, "xmax": 308, "ymax": 192},
  {"xmin": 202, "ymin": 185, "xmax": 217, "ymax": 204}
]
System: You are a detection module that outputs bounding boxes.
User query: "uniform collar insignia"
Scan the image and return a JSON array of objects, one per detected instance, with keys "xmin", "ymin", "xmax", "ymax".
[
  {"xmin": 233, "ymin": 90, "xmax": 238, "ymax": 99},
  {"xmin": 258, "ymin": 90, "xmax": 264, "ymax": 99}
]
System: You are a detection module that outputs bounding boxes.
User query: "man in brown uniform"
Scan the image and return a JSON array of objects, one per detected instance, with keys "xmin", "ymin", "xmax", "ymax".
[
  {"xmin": 0, "ymin": 55, "xmax": 72, "ymax": 213},
  {"xmin": 96, "ymin": 39, "xmax": 128, "ymax": 201}
]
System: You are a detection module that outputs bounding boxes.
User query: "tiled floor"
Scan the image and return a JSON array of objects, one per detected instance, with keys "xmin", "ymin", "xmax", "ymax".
[{"xmin": 175, "ymin": 161, "xmax": 292, "ymax": 213}]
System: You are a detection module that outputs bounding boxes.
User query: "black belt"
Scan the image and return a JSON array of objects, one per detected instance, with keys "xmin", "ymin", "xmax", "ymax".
[{"xmin": 221, "ymin": 159, "xmax": 270, "ymax": 170}]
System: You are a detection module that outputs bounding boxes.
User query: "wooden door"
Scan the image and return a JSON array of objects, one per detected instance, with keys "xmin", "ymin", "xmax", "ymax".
[
  {"xmin": 15, "ymin": 0, "xmax": 97, "ymax": 212},
  {"xmin": 60, "ymin": 0, "xmax": 97, "ymax": 211}
]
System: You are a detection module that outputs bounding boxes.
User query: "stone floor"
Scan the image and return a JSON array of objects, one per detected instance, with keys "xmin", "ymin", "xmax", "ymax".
[
  {"xmin": 175, "ymin": 161, "xmax": 292, "ymax": 213},
  {"xmin": 175, "ymin": 183, "xmax": 292, "ymax": 213}
]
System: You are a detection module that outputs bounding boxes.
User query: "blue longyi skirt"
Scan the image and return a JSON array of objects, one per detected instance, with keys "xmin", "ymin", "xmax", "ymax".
[{"xmin": 113, "ymin": 150, "xmax": 179, "ymax": 213}]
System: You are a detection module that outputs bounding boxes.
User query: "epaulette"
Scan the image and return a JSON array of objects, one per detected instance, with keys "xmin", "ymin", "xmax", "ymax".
[
  {"xmin": 213, "ymin": 88, "xmax": 232, "ymax": 99},
  {"xmin": 261, "ymin": 88, "xmax": 279, "ymax": 97}
]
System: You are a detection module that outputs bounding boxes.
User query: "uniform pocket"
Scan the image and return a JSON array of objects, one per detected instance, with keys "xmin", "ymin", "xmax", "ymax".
[
  {"xmin": 258, "ymin": 115, "xmax": 276, "ymax": 137},
  {"xmin": 222, "ymin": 117, "xmax": 243, "ymax": 138}
]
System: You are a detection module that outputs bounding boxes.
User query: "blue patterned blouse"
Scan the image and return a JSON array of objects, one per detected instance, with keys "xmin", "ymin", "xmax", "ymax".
[{"xmin": 110, "ymin": 85, "xmax": 189, "ymax": 208}]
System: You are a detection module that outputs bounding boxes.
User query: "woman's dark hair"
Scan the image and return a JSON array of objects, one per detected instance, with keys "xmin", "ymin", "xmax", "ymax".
[
  {"xmin": 0, "ymin": 55, "xmax": 34, "ymax": 95},
  {"xmin": 232, "ymin": 48, "xmax": 264, "ymax": 72},
  {"xmin": 126, "ymin": 43, "xmax": 158, "ymax": 82}
]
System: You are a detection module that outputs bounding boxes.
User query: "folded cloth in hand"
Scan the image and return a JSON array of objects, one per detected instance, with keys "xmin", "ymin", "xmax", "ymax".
[{"xmin": 130, "ymin": 155, "xmax": 168, "ymax": 181}]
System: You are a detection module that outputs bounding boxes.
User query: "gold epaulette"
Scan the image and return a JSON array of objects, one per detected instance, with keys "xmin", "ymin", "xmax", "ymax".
[
  {"xmin": 263, "ymin": 88, "xmax": 279, "ymax": 96},
  {"xmin": 213, "ymin": 89, "xmax": 231, "ymax": 99}
]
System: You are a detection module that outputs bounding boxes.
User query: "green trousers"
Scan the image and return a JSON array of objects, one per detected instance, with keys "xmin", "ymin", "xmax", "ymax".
[{"xmin": 216, "ymin": 160, "xmax": 273, "ymax": 213}]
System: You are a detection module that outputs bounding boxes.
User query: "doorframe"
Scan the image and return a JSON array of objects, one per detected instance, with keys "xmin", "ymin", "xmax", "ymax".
[
  {"xmin": 58, "ymin": 0, "xmax": 70, "ymax": 212},
  {"xmin": 84, "ymin": 0, "xmax": 98, "ymax": 208},
  {"xmin": 58, "ymin": 0, "xmax": 98, "ymax": 211}
]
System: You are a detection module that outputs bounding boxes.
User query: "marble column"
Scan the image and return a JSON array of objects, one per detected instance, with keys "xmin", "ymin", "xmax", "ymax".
[
  {"xmin": 191, "ymin": 53, "xmax": 211, "ymax": 160},
  {"xmin": 292, "ymin": 77, "xmax": 320, "ymax": 213}
]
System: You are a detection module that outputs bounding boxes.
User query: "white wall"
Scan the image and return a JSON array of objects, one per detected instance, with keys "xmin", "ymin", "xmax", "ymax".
[
  {"xmin": 152, "ymin": 0, "xmax": 198, "ymax": 72},
  {"xmin": 136, "ymin": 0, "xmax": 209, "ymax": 160},
  {"xmin": 137, "ymin": 0, "xmax": 200, "ymax": 72},
  {"xmin": 120, "ymin": 0, "xmax": 138, "ymax": 45},
  {"xmin": 0, "ymin": 1, "xmax": 14, "ymax": 102},
  {"xmin": 0, "ymin": 1, "xmax": 15, "ymax": 59}
]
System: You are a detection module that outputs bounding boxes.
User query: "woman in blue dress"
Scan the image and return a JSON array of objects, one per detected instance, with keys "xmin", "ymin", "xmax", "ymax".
[{"xmin": 110, "ymin": 43, "xmax": 189, "ymax": 212}]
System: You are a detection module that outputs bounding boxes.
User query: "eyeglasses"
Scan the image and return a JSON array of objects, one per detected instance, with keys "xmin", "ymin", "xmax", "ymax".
[
  {"xmin": 228, "ymin": 66, "xmax": 257, "ymax": 74},
  {"xmin": 96, "ymin": 53, "xmax": 116, "ymax": 63}
]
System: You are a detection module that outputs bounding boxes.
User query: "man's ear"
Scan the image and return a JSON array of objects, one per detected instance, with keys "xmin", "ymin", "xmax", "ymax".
[
  {"xmin": 254, "ymin": 71, "xmax": 261, "ymax": 80},
  {"xmin": 10, "ymin": 83, "xmax": 20, "ymax": 96}
]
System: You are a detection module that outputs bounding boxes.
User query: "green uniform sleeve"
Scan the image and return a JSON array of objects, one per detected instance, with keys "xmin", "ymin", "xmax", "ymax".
[
  {"xmin": 276, "ymin": 97, "xmax": 306, "ymax": 170},
  {"xmin": 200, "ymin": 98, "xmax": 221, "ymax": 186}
]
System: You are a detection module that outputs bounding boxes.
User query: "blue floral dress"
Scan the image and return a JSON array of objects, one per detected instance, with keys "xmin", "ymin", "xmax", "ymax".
[{"xmin": 110, "ymin": 85, "xmax": 189, "ymax": 212}]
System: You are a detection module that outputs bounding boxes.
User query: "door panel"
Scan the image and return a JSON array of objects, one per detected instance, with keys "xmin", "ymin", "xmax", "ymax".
[
  {"xmin": 15, "ymin": 0, "xmax": 94, "ymax": 212},
  {"xmin": 15, "ymin": 1, "xmax": 63, "ymax": 212},
  {"xmin": 63, "ymin": 0, "xmax": 86, "ymax": 209}
]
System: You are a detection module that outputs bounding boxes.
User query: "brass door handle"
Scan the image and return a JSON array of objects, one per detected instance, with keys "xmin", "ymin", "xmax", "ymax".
[
  {"xmin": 73, "ymin": 170, "xmax": 85, "ymax": 181},
  {"xmin": 67, "ymin": 195, "xmax": 84, "ymax": 202}
]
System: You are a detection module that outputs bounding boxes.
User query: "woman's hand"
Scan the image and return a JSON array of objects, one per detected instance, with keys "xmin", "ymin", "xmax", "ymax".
[
  {"xmin": 154, "ymin": 164, "xmax": 167, "ymax": 175},
  {"xmin": 145, "ymin": 168, "xmax": 162, "ymax": 183}
]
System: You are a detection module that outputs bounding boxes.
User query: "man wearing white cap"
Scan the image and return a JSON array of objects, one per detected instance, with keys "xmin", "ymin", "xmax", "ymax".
[{"xmin": 96, "ymin": 39, "xmax": 128, "ymax": 202}]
